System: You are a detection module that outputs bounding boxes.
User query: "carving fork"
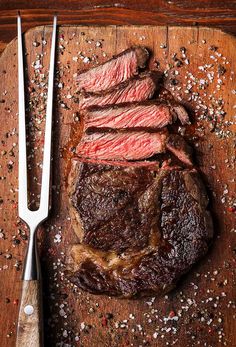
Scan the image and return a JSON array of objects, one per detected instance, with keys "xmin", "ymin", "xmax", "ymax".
[{"xmin": 16, "ymin": 13, "xmax": 57, "ymax": 347}]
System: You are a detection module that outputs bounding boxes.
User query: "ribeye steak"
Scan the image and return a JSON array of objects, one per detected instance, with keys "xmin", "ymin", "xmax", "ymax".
[
  {"xmin": 68, "ymin": 45, "xmax": 213, "ymax": 297},
  {"xmin": 68, "ymin": 161, "xmax": 213, "ymax": 297}
]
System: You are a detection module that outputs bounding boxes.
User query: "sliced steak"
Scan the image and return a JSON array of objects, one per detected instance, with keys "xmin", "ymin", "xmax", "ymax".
[
  {"xmin": 82, "ymin": 101, "xmax": 174, "ymax": 131},
  {"xmin": 68, "ymin": 47, "xmax": 212, "ymax": 298},
  {"xmin": 68, "ymin": 162, "xmax": 213, "ymax": 297},
  {"xmin": 78, "ymin": 72, "xmax": 160, "ymax": 110},
  {"xmin": 77, "ymin": 46, "xmax": 149, "ymax": 93},
  {"xmin": 76, "ymin": 130, "xmax": 168, "ymax": 161}
]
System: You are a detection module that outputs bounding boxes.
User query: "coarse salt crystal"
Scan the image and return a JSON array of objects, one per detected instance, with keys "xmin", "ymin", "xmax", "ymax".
[
  {"xmin": 59, "ymin": 308, "xmax": 66, "ymax": 316},
  {"xmin": 34, "ymin": 60, "xmax": 42, "ymax": 70},
  {"xmin": 153, "ymin": 332, "xmax": 158, "ymax": 339},
  {"xmin": 83, "ymin": 57, "xmax": 90, "ymax": 63},
  {"xmin": 54, "ymin": 234, "xmax": 62, "ymax": 243},
  {"xmin": 63, "ymin": 330, "xmax": 68, "ymax": 337}
]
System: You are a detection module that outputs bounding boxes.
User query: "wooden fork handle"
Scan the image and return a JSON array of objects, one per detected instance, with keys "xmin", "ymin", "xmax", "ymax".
[{"xmin": 16, "ymin": 280, "xmax": 43, "ymax": 347}]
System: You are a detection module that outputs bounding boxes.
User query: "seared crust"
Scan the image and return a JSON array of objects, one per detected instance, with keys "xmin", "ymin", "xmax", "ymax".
[
  {"xmin": 68, "ymin": 162, "xmax": 213, "ymax": 297},
  {"xmin": 69, "ymin": 161, "xmax": 162, "ymax": 253},
  {"xmin": 68, "ymin": 160, "xmax": 85, "ymax": 241},
  {"xmin": 134, "ymin": 46, "xmax": 150, "ymax": 68}
]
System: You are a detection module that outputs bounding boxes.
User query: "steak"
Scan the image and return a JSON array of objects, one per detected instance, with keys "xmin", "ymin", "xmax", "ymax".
[
  {"xmin": 76, "ymin": 130, "xmax": 168, "ymax": 161},
  {"xmin": 69, "ymin": 161, "xmax": 160, "ymax": 252},
  {"xmin": 172, "ymin": 104, "xmax": 190, "ymax": 125},
  {"xmin": 68, "ymin": 161, "xmax": 213, "ymax": 297},
  {"xmin": 158, "ymin": 88, "xmax": 190, "ymax": 125},
  {"xmin": 78, "ymin": 72, "xmax": 160, "ymax": 110},
  {"xmin": 82, "ymin": 101, "xmax": 174, "ymax": 131},
  {"xmin": 166, "ymin": 134, "xmax": 193, "ymax": 166},
  {"xmin": 76, "ymin": 46, "xmax": 149, "ymax": 93},
  {"xmin": 68, "ymin": 46, "xmax": 213, "ymax": 298}
]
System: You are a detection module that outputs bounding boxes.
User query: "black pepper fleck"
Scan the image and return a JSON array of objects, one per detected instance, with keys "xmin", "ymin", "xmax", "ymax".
[
  {"xmin": 218, "ymin": 65, "xmax": 226, "ymax": 76},
  {"xmin": 209, "ymin": 45, "xmax": 218, "ymax": 51}
]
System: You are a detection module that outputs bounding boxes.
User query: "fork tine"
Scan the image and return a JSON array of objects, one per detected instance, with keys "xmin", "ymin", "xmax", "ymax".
[
  {"xmin": 17, "ymin": 12, "xmax": 28, "ymax": 219},
  {"xmin": 39, "ymin": 15, "xmax": 57, "ymax": 218}
]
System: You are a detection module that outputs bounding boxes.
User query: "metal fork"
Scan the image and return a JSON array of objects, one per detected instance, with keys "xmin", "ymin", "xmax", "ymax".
[{"xmin": 16, "ymin": 13, "xmax": 57, "ymax": 347}]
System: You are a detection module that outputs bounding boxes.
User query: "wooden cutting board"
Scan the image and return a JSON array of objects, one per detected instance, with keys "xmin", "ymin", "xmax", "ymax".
[{"xmin": 0, "ymin": 25, "xmax": 235, "ymax": 347}]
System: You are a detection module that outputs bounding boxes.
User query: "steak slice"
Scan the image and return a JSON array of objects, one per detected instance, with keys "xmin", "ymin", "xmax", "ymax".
[
  {"xmin": 172, "ymin": 104, "xmax": 190, "ymax": 125},
  {"xmin": 76, "ymin": 130, "xmax": 168, "ymax": 161},
  {"xmin": 76, "ymin": 130, "xmax": 193, "ymax": 165},
  {"xmin": 82, "ymin": 101, "xmax": 174, "ymax": 131},
  {"xmin": 158, "ymin": 88, "xmax": 190, "ymax": 125},
  {"xmin": 166, "ymin": 134, "xmax": 193, "ymax": 166},
  {"xmin": 68, "ymin": 162, "xmax": 213, "ymax": 297},
  {"xmin": 76, "ymin": 46, "xmax": 149, "ymax": 93},
  {"xmin": 78, "ymin": 72, "xmax": 160, "ymax": 110}
]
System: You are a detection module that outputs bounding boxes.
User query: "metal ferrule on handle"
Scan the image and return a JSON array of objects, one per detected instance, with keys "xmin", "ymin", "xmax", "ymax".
[{"xmin": 23, "ymin": 227, "xmax": 40, "ymax": 280}]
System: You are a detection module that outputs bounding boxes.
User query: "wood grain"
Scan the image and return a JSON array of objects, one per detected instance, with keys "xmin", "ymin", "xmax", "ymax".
[
  {"xmin": 0, "ymin": 0, "xmax": 236, "ymax": 55},
  {"xmin": 0, "ymin": 25, "xmax": 235, "ymax": 347},
  {"xmin": 16, "ymin": 280, "xmax": 43, "ymax": 347}
]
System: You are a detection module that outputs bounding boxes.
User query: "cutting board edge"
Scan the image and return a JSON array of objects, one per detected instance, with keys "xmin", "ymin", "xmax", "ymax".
[{"xmin": 1, "ymin": 24, "xmax": 236, "ymax": 60}]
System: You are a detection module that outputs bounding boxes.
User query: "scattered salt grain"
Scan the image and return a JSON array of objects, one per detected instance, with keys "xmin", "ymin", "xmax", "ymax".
[
  {"xmin": 83, "ymin": 57, "xmax": 90, "ymax": 64},
  {"xmin": 54, "ymin": 234, "xmax": 62, "ymax": 243}
]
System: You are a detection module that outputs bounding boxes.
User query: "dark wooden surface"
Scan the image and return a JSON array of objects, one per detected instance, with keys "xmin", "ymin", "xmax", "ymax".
[
  {"xmin": 0, "ymin": 0, "xmax": 236, "ymax": 54},
  {"xmin": 0, "ymin": 23, "xmax": 236, "ymax": 347}
]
